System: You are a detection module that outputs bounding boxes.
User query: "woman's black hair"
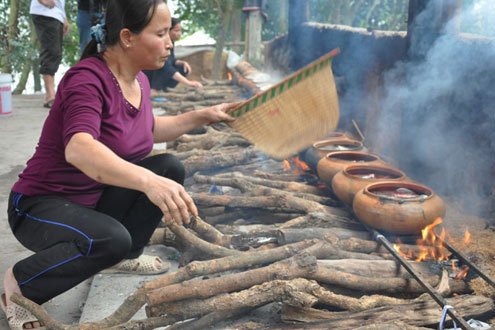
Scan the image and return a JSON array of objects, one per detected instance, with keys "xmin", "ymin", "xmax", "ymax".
[
  {"xmin": 171, "ymin": 17, "xmax": 181, "ymax": 29},
  {"xmin": 81, "ymin": 0, "xmax": 166, "ymax": 60}
]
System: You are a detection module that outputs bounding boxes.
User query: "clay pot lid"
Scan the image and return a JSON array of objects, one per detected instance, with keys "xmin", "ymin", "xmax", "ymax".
[
  {"xmin": 363, "ymin": 181, "xmax": 434, "ymax": 202},
  {"xmin": 325, "ymin": 151, "xmax": 381, "ymax": 163},
  {"xmin": 343, "ymin": 164, "xmax": 405, "ymax": 180}
]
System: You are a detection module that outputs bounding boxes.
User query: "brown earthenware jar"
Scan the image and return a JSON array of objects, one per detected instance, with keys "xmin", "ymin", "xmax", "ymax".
[
  {"xmin": 352, "ymin": 181, "xmax": 446, "ymax": 235},
  {"xmin": 305, "ymin": 139, "xmax": 368, "ymax": 170},
  {"xmin": 331, "ymin": 164, "xmax": 406, "ymax": 205},
  {"xmin": 317, "ymin": 151, "xmax": 385, "ymax": 186}
]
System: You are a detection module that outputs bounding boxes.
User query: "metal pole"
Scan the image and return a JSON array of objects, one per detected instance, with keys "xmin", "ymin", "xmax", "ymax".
[
  {"xmin": 434, "ymin": 231, "xmax": 495, "ymax": 289},
  {"xmin": 369, "ymin": 228, "xmax": 474, "ymax": 330}
]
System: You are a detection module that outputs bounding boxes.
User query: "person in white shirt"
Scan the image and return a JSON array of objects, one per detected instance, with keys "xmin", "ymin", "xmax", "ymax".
[{"xmin": 29, "ymin": 0, "xmax": 70, "ymax": 108}]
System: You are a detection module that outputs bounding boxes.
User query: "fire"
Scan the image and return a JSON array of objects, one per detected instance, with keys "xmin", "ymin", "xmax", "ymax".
[
  {"xmin": 293, "ymin": 156, "xmax": 310, "ymax": 172},
  {"xmin": 227, "ymin": 72, "xmax": 233, "ymax": 81},
  {"xmin": 393, "ymin": 217, "xmax": 473, "ymax": 282},
  {"xmin": 454, "ymin": 265, "xmax": 470, "ymax": 280},
  {"xmin": 464, "ymin": 228, "xmax": 471, "ymax": 244},
  {"xmin": 282, "ymin": 156, "xmax": 311, "ymax": 174},
  {"xmin": 283, "ymin": 159, "xmax": 291, "ymax": 171}
]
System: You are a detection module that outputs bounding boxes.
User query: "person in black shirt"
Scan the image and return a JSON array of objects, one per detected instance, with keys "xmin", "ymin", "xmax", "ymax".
[{"xmin": 144, "ymin": 18, "xmax": 203, "ymax": 95}]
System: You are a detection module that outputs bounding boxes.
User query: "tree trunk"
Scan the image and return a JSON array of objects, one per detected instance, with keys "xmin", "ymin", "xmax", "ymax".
[
  {"xmin": 1, "ymin": 0, "xmax": 20, "ymax": 73},
  {"xmin": 213, "ymin": 1, "xmax": 232, "ymax": 81}
]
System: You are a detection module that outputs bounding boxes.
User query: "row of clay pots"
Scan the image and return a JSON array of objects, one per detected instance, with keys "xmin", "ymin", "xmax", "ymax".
[{"xmin": 309, "ymin": 134, "xmax": 445, "ymax": 235}]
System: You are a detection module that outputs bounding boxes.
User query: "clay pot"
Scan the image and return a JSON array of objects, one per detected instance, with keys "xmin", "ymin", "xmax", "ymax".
[
  {"xmin": 304, "ymin": 139, "xmax": 368, "ymax": 170},
  {"xmin": 352, "ymin": 181, "xmax": 446, "ymax": 235},
  {"xmin": 331, "ymin": 164, "xmax": 406, "ymax": 205},
  {"xmin": 317, "ymin": 151, "xmax": 385, "ymax": 186}
]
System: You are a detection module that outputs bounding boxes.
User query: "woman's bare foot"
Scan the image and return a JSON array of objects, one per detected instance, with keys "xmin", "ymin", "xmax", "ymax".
[{"xmin": 3, "ymin": 267, "xmax": 43, "ymax": 329}]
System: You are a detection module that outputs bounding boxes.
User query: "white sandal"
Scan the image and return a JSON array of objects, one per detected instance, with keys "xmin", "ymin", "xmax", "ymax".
[
  {"xmin": 101, "ymin": 255, "xmax": 170, "ymax": 275},
  {"xmin": 0, "ymin": 293, "xmax": 45, "ymax": 330}
]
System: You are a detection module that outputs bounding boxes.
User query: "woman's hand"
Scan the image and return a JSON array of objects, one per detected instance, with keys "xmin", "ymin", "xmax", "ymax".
[
  {"xmin": 187, "ymin": 80, "xmax": 203, "ymax": 89},
  {"xmin": 144, "ymin": 175, "xmax": 197, "ymax": 226},
  {"xmin": 199, "ymin": 102, "xmax": 243, "ymax": 124}
]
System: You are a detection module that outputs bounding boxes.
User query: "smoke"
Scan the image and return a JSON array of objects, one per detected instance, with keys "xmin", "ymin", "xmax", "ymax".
[{"xmin": 377, "ymin": 1, "xmax": 495, "ymax": 219}]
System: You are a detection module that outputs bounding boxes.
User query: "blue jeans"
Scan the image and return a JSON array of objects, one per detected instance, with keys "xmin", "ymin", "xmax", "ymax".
[{"xmin": 76, "ymin": 9, "xmax": 91, "ymax": 55}]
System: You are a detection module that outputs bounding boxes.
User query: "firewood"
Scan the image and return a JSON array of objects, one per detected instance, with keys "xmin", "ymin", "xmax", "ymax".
[
  {"xmin": 203, "ymin": 210, "xmax": 300, "ymax": 226},
  {"xmin": 277, "ymin": 228, "xmax": 370, "ymax": 244},
  {"xmin": 165, "ymin": 308, "xmax": 253, "ymax": 330},
  {"xmin": 184, "ymin": 148, "xmax": 259, "ymax": 176},
  {"xmin": 191, "ymin": 193, "xmax": 350, "ymax": 218},
  {"xmin": 187, "ymin": 215, "xmax": 230, "ymax": 247},
  {"xmin": 146, "ymin": 278, "xmax": 319, "ymax": 318},
  {"xmin": 215, "ymin": 171, "xmax": 330, "ymax": 196},
  {"xmin": 252, "ymin": 169, "xmax": 316, "ymax": 182},
  {"xmin": 279, "ymin": 213, "xmax": 364, "ymax": 231},
  {"xmin": 311, "ymin": 266, "xmax": 470, "ymax": 294},
  {"xmin": 317, "ymin": 259, "xmax": 442, "ymax": 279},
  {"xmin": 280, "ymin": 294, "xmax": 493, "ymax": 328},
  {"xmin": 165, "ymin": 220, "xmax": 241, "ymax": 260},
  {"xmin": 193, "ymin": 173, "xmax": 339, "ymax": 206},
  {"xmin": 146, "ymin": 252, "xmax": 318, "ymax": 307}
]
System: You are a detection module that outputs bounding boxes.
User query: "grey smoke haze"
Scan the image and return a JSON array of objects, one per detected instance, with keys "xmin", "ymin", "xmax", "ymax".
[{"xmin": 378, "ymin": 0, "xmax": 495, "ymax": 218}]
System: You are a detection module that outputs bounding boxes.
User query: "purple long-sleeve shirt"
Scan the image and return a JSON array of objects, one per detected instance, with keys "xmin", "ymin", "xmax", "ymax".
[{"xmin": 13, "ymin": 56, "xmax": 155, "ymax": 206}]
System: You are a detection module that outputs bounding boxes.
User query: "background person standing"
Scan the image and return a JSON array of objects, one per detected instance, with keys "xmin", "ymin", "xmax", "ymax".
[
  {"xmin": 76, "ymin": 0, "xmax": 105, "ymax": 55},
  {"xmin": 30, "ymin": 0, "xmax": 70, "ymax": 108}
]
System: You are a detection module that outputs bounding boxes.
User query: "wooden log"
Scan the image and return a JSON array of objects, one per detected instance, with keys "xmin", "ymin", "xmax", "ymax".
[
  {"xmin": 184, "ymin": 148, "xmax": 259, "ymax": 176},
  {"xmin": 252, "ymin": 169, "xmax": 319, "ymax": 183},
  {"xmin": 280, "ymin": 294, "xmax": 494, "ymax": 328},
  {"xmin": 333, "ymin": 236, "xmax": 451, "ymax": 260},
  {"xmin": 146, "ymin": 252, "xmax": 318, "ymax": 306},
  {"xmin": 165, "ymin": 308, "xmax": 253, "ymax": 330},
  {"xmin": 165, "ymin": 220, "xmax": 241, "ymax": 259},
  {"xmin": 204, "ymin": 210, "xmax": 300, "ymax": 226},
  {"xmin": 317, "ymin": 259, "xmax": 442, "ymax": 279},
  {"xmin": 146, "ymin": 278, "xmax": 319, "ymax": 318},
  {"xmin": 279, "ymin": 213, "xmax": 364, "ymax": 231},
  {"xmin": 187, "ymin": 215, "xmax": 230, "ymax": 247},
  {"xmin": 215, "ymin": 171, "xmax": 330, "ymax": 196},
  {"xmin": 311, "ymin": 266, "xmax": 470, "ymax": 294},
  {"xmin": 191, "ymin": 193, "xmax": 350, "ymax": 218},
  {"xmin": 277, "ymin": 228, "xmax": 370, "ymax": 244},
  {"xmin": 193, "ymin": 173, "xmax": 339, "ymax": 206}
]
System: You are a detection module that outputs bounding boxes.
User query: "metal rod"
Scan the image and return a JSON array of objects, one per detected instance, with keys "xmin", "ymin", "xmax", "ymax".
[
  {"xmin": 368, "ymin": 228, "xmax": 474, "ymax": 330},
  {"xmin": 434, "ymin": 231, "xmax": 495, "ymax": 289}
]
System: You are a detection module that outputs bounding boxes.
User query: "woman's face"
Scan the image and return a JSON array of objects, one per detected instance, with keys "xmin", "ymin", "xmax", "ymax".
[
  {"xmin": 169, "ymin": 22, "xmax": 182, "ymax": 42},
  {"xmin": 129, "ymin": 2, "xmax": 173, "ymax": 70}
]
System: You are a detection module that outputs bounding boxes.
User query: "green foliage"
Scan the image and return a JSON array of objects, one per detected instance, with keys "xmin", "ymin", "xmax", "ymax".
[
  {"xmin": 308, "ymin": 0, "xmax": 409, "ymax": 31},
  {"xmin": 174, "ymin": 0, "xmax": 244, "ymax": 42},
  {"xmin": 0, "ymin": 0, "xmax": 80, "ymax": 77}
]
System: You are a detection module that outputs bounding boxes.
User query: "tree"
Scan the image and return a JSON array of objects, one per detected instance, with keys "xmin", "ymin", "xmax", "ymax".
[{"xmin": 0, "ymin": 0, "xmax": 79, "ymax": 93}]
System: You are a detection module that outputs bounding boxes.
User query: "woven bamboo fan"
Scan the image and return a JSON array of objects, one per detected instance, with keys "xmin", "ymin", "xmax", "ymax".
[{"xmin": 228, "ymin": 48, "xmax": 340, "ymax": 160}]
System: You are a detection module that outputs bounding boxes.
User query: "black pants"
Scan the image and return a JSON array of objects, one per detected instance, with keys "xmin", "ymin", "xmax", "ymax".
[
  {"xmin": 31, "ymin": 14, "xmax": 64, "ymax": 75},
  {"xmin": 7, "ymin": 154, "xmax": 184, "ymax": 305}
]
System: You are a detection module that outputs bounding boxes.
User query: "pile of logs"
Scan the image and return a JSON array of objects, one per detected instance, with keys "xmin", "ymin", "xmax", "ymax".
[{"xmin": 11, "ymin": 81, "xmax": 495, "ymax": 329}]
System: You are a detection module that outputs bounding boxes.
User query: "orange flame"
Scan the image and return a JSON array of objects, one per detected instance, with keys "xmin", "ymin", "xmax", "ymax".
[
  {"xmin": 454, "ymin": 266, "xmax": 470, "ymax": 280},
  {"xmin": 283, "ymin": 159, "xmax": 291, "ymax": 171},
  {"xmin": 228, "ymin": 72, "xmax": 233, "ymax": 81},
  {"xmin": 464, "ymin": 228, "xmax": 471, "ymax": 244},
  {"xmin": 281, "ymin": 156, "xmax": 312, "ymax": 175},
  {"xmin": 293, "ymin": 156, "xmax": 310, "ymax": 172}
]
